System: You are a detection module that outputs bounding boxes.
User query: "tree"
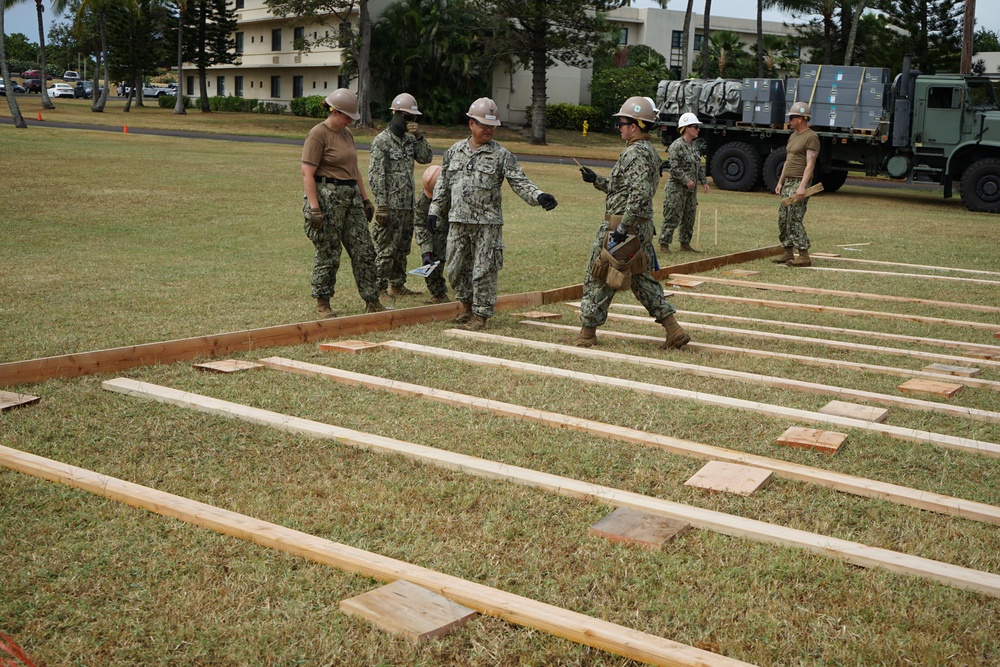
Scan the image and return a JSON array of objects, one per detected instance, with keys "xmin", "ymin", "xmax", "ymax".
[
  {"xmin": 76, "ymin": 0, "xmax": 118, "ymax": 111},
  {"xmin": 182, "ymin": 0, "xmax": 237, "ymax": 112},
  {"xmin": 973, "ymin": 28, "xmax": 1000, "ymax": 54},
  {"xmin": 588, "ymin": 64, "xmax": 657, "ymax": 129},
  {"xmin": 1, "ymin": 1, "xmax": 29, "ymax": 128},
  {"xmin": 680, "ymin": 0, "xmax": 693, "ymax": 77},
  {"xmin": 264, "ymin": 0, "xmax": 375, "ymax": 125},
  {"xmin": 871, "ymin": 0, "xmax": 962, "ymax": 73},
  {"xmin": 106, "ymin": 0, "xmax": 172, "ymax": 110},
  {"xmin": 700, "ymin": 0, "xmax": 712, "ymax": 77},
  {"xmin": 697, "ymin": 29, "xmax": 755, "ymax": 78},
  {"xmin": 843, "ymin": 0, "xmax": 869, "ymax": 65},
  {"xmin": 479, "ymin": 0, "xmax": 622, "ymax": 146},
  {"xmin": 173, "ymin": 0, "xmax": 186, "ymax": 113},
  {"xmin": 2, "ymin": 32, "xmax": 39, "ymax": 62}
]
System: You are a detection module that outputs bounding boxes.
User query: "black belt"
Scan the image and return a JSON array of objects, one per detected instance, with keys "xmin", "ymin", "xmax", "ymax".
[{"xmin": 315, "ymin": 176, "xmax": 357, "ymax": 186}]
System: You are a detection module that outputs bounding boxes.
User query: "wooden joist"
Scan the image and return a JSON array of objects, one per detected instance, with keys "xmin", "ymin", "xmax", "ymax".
[
  {"xmin": 96, "ymin": 379, "xmax": 1000, "ymax": 599},
  {"xmin": 780, "ymin": 182, "xmax": 824, "ymax": 206},
  {"xmin": 669, "ymin": 275, "xmax": 1000, "ymax": 315},
  {"xmin": 805, "ymin": 266, "xmax": 1000, "ymax": 287},
  {"xmin": 811, "ymin": 255, "xmax": 1000, "ymax": 278},
  {"xmin": 259, "ymin": 356, "xmax": 1000, "ymax": 525},
  {"xmin": 0, "ymin": 442, "xmax": 747, "ymax": 667},
  {"xmin": 649, "ymin": 246, "xmax": 785, "ymax": 281},
  {"xmin": 524, "ymin": 320, "xmax": 1000, "ymax": 396}
]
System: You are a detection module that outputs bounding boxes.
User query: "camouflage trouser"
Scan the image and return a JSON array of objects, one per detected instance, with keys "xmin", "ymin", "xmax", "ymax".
[
  {"xmin": 303, "ymin": 185, "xmax": 379, "ymax": 303},
  {"xmin": 580, "ymin": 218, "xmax": 675, "ymax": 328},
  {"xmin": 658, "ymin": 181, "xmax": 697, "ymax": 245},
  {"xmin": 371, "ymin": 209, "xmax": 414, "ymax": 290},
  {"xmin": 414, "ymin": 220, "xmax": 450, "ymax": 299},
  {"xmin": 445, "ymin": 222, "xmax": 503, "ymax": 319},
  {"xmin": 777, "ymin": 178, "xmax": 811, "ymax": 250}
]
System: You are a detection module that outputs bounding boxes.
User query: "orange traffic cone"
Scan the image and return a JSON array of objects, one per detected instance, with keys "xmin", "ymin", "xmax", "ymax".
[
  {"xmin": 37, "ymin": 111, "xmax": 42, "ymax": 121},
  {"xmin": 123, "ymin": 124, "xmax": 128, "ymax": 134}
]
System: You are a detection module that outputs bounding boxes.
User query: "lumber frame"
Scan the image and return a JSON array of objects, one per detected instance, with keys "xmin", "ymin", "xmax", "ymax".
[
  {"xmin": 96, "ymin": 379, "xmax": 1000, "ymax": 599},
  {"xmin": 443, "ymin": 331, "xmax": 1000, "ymax": 445},
  {"xmin": 524, "ymin": 320, "xmax": 1000, "ymax": 395},
  {"xmin": 260, "ymin": 357, "xmax": 1000, "ymax": 526},
  {"xmin": 671, "ymin": 275, "xmax": 1000, "ymax": 315},
  {"xmin": 0, "ymin": 444, "xmax": 748, "ymax": 667}
]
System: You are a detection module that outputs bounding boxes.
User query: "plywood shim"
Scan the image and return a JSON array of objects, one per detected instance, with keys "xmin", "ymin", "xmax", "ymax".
[
  {"xmin": 339, "ymin": 579, "xmax": 477, "ymax": 641},
  {"xmin": 818, "ymin": 400, "xmax": 889, "ymax": 423},
  {"xmin": 684, "ymin": 461, "xmax": 773, "ymax": 496},
  {"xmin": 514, "ymin": 311, "xmax": 563, "ymax": 320},
  {"xmin": 666, "ymin": 276, "xmax": 705, "ymax": 288},
  {"xmin": 810, "ymin": 252, "xmax": 842, "ymax": 258},
  {"xmin": 721, "ymin": 269, "xmax": 760, "ymax": 277},
  {"xmin": 589, "ymin": 507, "xmax": 691, "ymax": 549},
  {"xmin": 193, "ymin": 360, "xmax": 264, "ymax": 373},
  {"xmin": 922, "ymin": 363, "xmax": 981, "ymax": 378},
  {"xmin": 776, "ymin": 426, "xmax": 848, "ymax": 455},
  {"xmin": 898, "ymin": 378, "xmax": 964, "ymax": 398},
  {"xmin": 0, "ymin": 390, "xmax": 40, "ymax": 412},
  {"xmin": 319, "ymin": 340, "xmax": 383, "ymax": 353}
]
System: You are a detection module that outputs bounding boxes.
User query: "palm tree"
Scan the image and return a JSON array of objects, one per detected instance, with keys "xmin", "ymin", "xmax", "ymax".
[
  {"xmin": 700, "ymin": 0, "xmax": 712, "ymax": 78},
  {"xmin": 1, "ymin": 0, "xmax": 30, "ymax": 127},
  {"xmin": 843, "ymin": 0, "xmax": 869, "ymax": 65},
  {"xmin": 173, "ymin": 0, "xmax": 185, "ymax": 114},
  {"xmin": 77, "ymin": 0, "xmax": 121, "ymax": 111},
  {"xmin": 761, "ymin": 33, "xmax": 787, "ymax": 75},
  {"xmin": 707, "ymin": 29, "xmax": 743, "ymax": 78},
  {"xmin": 680, "ymin": 0, "xmax": 693, "ymax": 77},
  {"xmin": 35, "ymin": 0, "xmax": 56, "ymax": 109}
]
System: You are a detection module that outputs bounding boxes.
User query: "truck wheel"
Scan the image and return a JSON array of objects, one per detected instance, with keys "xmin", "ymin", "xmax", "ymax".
[
  {"xmin": 819, "ymin": 170, "xmax": 848, "ymax": 193},
  {"xmin": 710, "ymin": 142, "xmax": 761, "ymax": 191},
  {"xmin": 762, "ymin": 148, "xmax": 785, "ymax": 193},
  {"xmin": 960, "ymin": 158, "xmax": 1000, "ymax": 213}
]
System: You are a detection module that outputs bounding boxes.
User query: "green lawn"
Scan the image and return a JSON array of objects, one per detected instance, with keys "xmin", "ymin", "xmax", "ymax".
[{"xmin": 1, "ymin": 116, "xmax": 999, "ymax": 667}]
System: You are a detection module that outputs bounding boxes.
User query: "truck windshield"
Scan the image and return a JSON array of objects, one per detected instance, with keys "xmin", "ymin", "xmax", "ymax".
[{"xmin": 968, "ymin": 80, "xmax": 999, "ymax": 110}]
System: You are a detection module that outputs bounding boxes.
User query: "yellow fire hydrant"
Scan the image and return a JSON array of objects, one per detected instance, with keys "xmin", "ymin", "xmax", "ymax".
[{"xmin": 582, "ymin": 120, "xmax": 589, "ymax": 137}]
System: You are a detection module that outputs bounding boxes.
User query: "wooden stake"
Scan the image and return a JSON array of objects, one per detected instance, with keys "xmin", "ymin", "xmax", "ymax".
[
  {"xmin": 714, "ymin": 209, "xmax": 718, "ymax": 245},
  {"xmin": 696, "ymin": 210, "xmax": 701, "ymax": 245}
]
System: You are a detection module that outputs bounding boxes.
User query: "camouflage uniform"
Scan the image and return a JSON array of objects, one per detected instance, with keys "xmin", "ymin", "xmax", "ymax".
[
  {"xmin": 302, "ymin": 184, "xmax": 379, "ymax": 303},
  {"xmin": 777, "ymin": 179, "xmax": 811, "ymax": 250},
  {"xmin": 430, "ymin": 137, "xmax": 544, "ymax": 319},
  {"xmin": 413, "ymin": 190, "xmax": 449, "ymax": 299},
  {"xmin": 580, "ymin": 134, "xmax": 676, "ymax": 328},
  {"xmin": 368, "ymin": 127, "xmax": 433, "ymax": 290},
  {"xmin": 658, "ymin": 135, "xmax": 706, "ymax": 246}
]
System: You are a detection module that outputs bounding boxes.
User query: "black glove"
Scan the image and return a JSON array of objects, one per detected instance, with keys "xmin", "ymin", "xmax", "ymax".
[
  {"xmin": 363, "ymin": 199, "xmax": 374, "ymax": 222},
  {"xmin": 538, "ymin": 193, "xmax": 557, "ymax": 211},
  {"xmin": 580, "ymin": 166, "xmax": 597, "ymax": 183},
  {"xmin": 659, "ymin": 159, "xmax": 669, "ymax": 175},
  {"xmin": 609, "ymin": 222, "xmax": 628, "ymax": 245},
  {"xmin": 421, "ymin": 251, "xmax": 437, "ymax": 265},
  {"xmin": 426, "ymin": 214, "xmax": 438, "ymax": 233}
]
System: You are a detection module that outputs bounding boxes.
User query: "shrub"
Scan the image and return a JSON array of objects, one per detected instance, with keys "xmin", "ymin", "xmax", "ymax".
[
  {"xmin": 290, "ymin": 95, "xmax": 327, "ymax": 118},
  {"xmin": 588, "ymin": 66, "xmax": 658, "ymax": 132},
  {"xmin": 256, "ymin": 101, "xmax": 286, "ymax": 115},
  {"xmin": 208, "ymin": 96, "xmax": 260, "ymax": 112},
  {"xmin": 545, "ymin": 103, "xmax": 603, "ymax": 132},
  {"xmin": 158, "ymin": 95, "xmax": 194, "ymax": 109}
]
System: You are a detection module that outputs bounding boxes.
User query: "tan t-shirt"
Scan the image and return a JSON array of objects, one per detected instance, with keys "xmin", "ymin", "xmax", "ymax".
[
  {"xmin": 301, "ymin": 122, "xmax": 362, "ymax": 181},
  {"xmin": 783, "ymin": 128, "xmax": 820, "ymax": 179}
]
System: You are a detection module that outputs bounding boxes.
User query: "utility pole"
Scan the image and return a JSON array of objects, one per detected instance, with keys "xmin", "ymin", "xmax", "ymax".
[{"xmin": 961, "ymin": 0, "xmax": 976, "ymax": 73}]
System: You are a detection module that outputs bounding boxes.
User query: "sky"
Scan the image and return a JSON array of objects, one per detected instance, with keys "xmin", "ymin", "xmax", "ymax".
[{"xmin": 3, "ymin": 0, "xmax": 1000, "ymax": 51}]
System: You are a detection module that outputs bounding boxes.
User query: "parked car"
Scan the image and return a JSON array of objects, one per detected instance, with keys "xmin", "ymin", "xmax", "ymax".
[
  {"xmin": 47, "ymin": 83, "xmax": 75, "ymax": 99},
  {"xmin": 0, "ymin": 78, "xmax": 27, "ymax": 96},
  {"xmin": 73, "ymin": 81, "xmax": 93, "ymax": 99},
  {"xmin": 23, "ymin": 79, "xmax": 42, "ymax": 93},
  {"xmin": 63, "ymin": 70, "xmax": 80, "ymax": 81},
  {"xmin": 21, "ymin": 70, "xmax": 53, "ymax": 81}
]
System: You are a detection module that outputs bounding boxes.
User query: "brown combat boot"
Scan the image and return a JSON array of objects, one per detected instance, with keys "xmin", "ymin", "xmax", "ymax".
[
  {"xmin": 787, "ymin": 249, "xmax": 812, "ymax": 267},
  {"xmin": 659, "ymin": 243, "xmax": 671, "ymax": 254},
  {"xmin": 679, "ymin": 242, "xmax": 701, "ymax": 253},
  {"xmin": 574, "ymin": 326, "xmax": 598, "ymax": 348},
  {"xmin": 657, "ymin": 314, "xmax": 691, "ymax": 349},
  {"xmin": 388, "ymin": 284, "xmax": 422, "ymax": 297},
  {"xmin": 365, "ymin": 300, "xmax": 391, "ymax": 313},
  {"xmin": 772, "ymin": 247, "xmax": 795, "ymax": 264},
  {"xmin": 458, "ymin": 314, "xmax": 487, "ymax": 331},
  {"xmin": 426, "ymin": 294, "xmax": 450, "ymax": 304},
  {"xmin": 454, "ymin": 301, "xmax": 474, "ymax": 324},
  {"xmin": 317, "ymin": 298, "xmax": 335, "ymax": 318}
]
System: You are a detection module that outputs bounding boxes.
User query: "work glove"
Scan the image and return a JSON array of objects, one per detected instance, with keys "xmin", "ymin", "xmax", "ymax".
[
  {"xmin": 421, "ymin": 251, "xmax": 437, "ymax": 265},
  {"xmin": 374, "ymin": 205, "xmax": 390, "ymax": 226},
  {"xmin": 660, "ymin": 159, "xmax": 669, "ymax": 175},
  {"xmin": 537, "ymin": 193, "xmax": 557, "ymax": 211},
  {"xmin": 426, "ymin": 214, "xmax": 438, "ymax": 233},
  {"xmin": 363, "ymin": 199, "xmax": 374, "ymax": 222},
  {"xmin": 406, "ymin": 121, "xmax": 422, "ymax": 138},
  {"xmin": 580, "ymin": 166, "xmax": 597, "ymax": 183},
  {"xmin": 309, "ymin": 207, "xmax": 325, "ymax": 231},
  {"xmin": 609, "ymin": 222, "xmax": 629, "ymax": 245}
]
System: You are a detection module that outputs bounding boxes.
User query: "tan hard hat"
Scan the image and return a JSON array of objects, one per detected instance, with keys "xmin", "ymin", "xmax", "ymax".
[
  {"xmin": 788, "ymin": 101, "xmax": 811, "ymax": 118},
  {"xmin": 422, "ymin": 165, "xmax": 441, "ymax": 198},
  {"xmin": 324, "ymin": 88, "xmax": 360, "ymax": 120},
  {"xmin": 390, "ymin": 92, "xmax": 422, "ymax": 116},
  {"xmin": 614, "ymin": 96, "xmax": 658, "ymax": 123},
  {"xmin": 467, "ymin": 97, "xmax": 501, "ymax": 126}
]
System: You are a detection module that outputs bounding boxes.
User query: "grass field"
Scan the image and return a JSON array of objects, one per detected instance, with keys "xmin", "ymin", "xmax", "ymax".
[{"xmin": 1, "ymin": 113, "xmax": 999, "ymax": 667}]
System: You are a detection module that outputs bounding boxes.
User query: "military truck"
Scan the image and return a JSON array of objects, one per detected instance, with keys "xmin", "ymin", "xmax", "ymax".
[{"xmin": 656, "ymin": 58, "xmax": 1000, "ymax": 213}]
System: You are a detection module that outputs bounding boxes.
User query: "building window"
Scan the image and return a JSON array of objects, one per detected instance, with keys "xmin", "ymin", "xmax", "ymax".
[
  {"xmin": 272, "ymin": 28, "xmax": 282, "ymax": 51},
  {"xmin": 618, "ymin": 28, "xmax": 627, "ymax": 46},
  {"xmin": 235, "ymin": 76, "xmax": 244, "ymax": 97},
  {"xmin": 270, "ymin": 75, "xmax": 281, "ymax": 98},
  {"xmin": 671, "ymin": 30, "xmax": 683, "ymax": 49},
  {"xmin": 337, "ymin": 74, "xmax": 350, "ymax": 89},
  {"xmin": 294, "ymin": 26, "xmax": 304, "ymax": 42},
  {"xmin": 217, "ymin": 76, "xmax": 225, "ymax": 96},
  {"xmin": 312, "ymin": 81, "xmax": 316, "ymax": 89},
  {"xmin": 186, "ymin": 75, "xmax": 194, "ymax": 96},
  {"xmin": 235, "ymin": 0, "xmax": 243, "ymax": 7},
  {"xmin": 693, "ymin": 34, "xmax": 704, "ymax": 52},
  {"xmin": 250, "ymin": 80, "xmax": 254, "ymax": 88},
  {"xmin": 339, "ymin": 22, "xmax": 351, "ymax": 44},
  {"xmin": 250, "ymin": 35, "xmax": 254, "ymax": 43},
  {"xmin": 235, "ymin": 32, "xmax": 244, "ymax": 54},
  {"xmin": 293, "ymin": 75, "xmax": 304, "ymax": 99}
]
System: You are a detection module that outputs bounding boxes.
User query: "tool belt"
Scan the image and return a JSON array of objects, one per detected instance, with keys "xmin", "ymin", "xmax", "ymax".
[
  {"xmin": 591, "ymin": 232, "xmax": 646, "ymax": 290},
  {"xmin": 314, "ymin": 176, "xmax": 357, "ymax": 186}
]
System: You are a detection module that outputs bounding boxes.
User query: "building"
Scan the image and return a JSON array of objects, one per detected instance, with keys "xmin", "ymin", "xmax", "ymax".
[{"xmin": 188, "ymin": 2, "xmax": 801, "ymax": 125}]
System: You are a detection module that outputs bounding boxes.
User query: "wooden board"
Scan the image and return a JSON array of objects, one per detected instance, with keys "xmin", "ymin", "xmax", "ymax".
[
  {"xmin": 807, "ymin": 266, "xmax": 1000, "ymax": 287},
  {"xmin": 339, "ymin": 579, "xmax": 477, "ymax": 641},
  {"xmin": 838, "ymin": 242, "xmax": 872, "ymax": 247},
  {"xmin": 589, "ymin": 508, "xmax": 691, "ymax": 549},
  {"xmin": 665, "ymin": 277, "xmax": 705, "ymax": 288},
  {"xmin": 899, "ymin": 378, "xmax": 964, "ymax": 398},
  {"xmin": 811, "ymin": 256, "xmax": 1000, "ymax": 277},
  {"xmin": 0, "ymin": 390, "xmax": 40, "ymax": 412},
  {"xmin": 319, "ymin": 340, "xmax": 383, "ymax": 353},
  {"xmin": 809, "ymin": 252, "xmax": 841, "ymax": 258},
  {"xmin": 650, "ymin": 245, "xmax": 785, "ymax": 281},
  {"xmin": 513, "ymin": 311, "xmax": 563, "ymax": 320},
  {"xmin": 922, "ymin": 363, "xmax": 980, "ymax": 378},
  {"xmin": 97, "ymin": 379, "xmax": 1000, "ymax": 598},
  {"xmin": 818, "ymin": 400, "xmax": 889, "ymax": 424},
  {"xmin": 193, "ymin": 359, "xmax": 264, "ymax": 373},
  {"xmin": 776, "ymin": 426, "xmax": 848, "ymax": 455},
  {"xmin": 0, "ymin": 442, "xmax": 746, "ymax": 667},
  {"xmin": 684, "ymin": 461, "xmax": 773, "ymax": 495},
  {"xmin": 720, "ymin": 269, "xmax": 760, "ymax": 277},
  {"xmin": 780, "ymin": 182, "xmax": 824, "ymax": 206},
  {"xmin": 965, "ymin": 350, "xmax": 999, "ymax": 360}
]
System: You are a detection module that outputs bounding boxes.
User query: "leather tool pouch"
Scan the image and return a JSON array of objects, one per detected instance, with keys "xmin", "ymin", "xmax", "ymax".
[{"xmin": 592, "ymin": 233, "xmax": 646, "ymax": 290}]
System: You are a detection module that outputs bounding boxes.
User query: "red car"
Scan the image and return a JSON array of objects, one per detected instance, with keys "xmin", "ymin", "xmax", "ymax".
[
  {"xmin": 23, "ymin": 79, "xmax": 42, "ymax": 93},
  {"xmin": 20, "ymin": 70, "xmax": 53, "ymax": 80}
]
